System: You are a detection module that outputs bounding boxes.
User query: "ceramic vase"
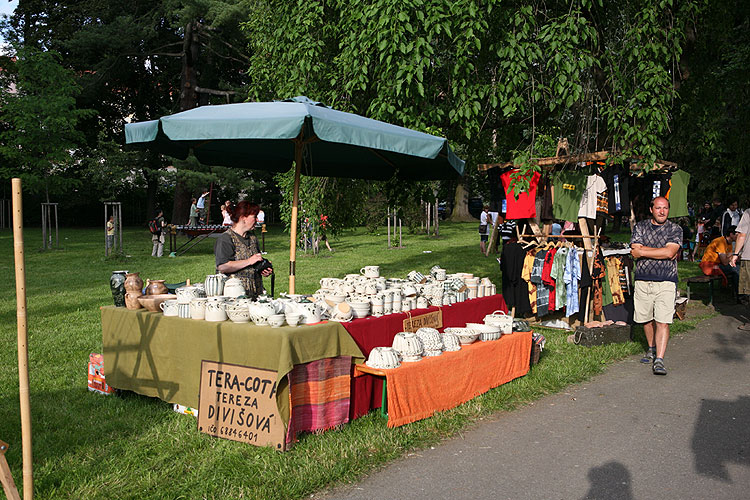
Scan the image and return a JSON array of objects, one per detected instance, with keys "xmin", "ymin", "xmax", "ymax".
[
  {"xmin": 124, "ymin": 272, "xmax": 144, "ymax": 310},
  {"xmin": 146, "ymin": 279, "xmax": 168, "ymax": 295},
  {"xmin": 109, "ymin": 270, "xmax": 128, "ymax": 307}
]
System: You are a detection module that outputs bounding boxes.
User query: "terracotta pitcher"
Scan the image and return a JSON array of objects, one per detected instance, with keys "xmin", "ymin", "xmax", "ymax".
[
  {"xmin": 145, "ymin": 279, "xmax": 168, "ymax": 295},
  {"xmin": 124, "ymin": 272, "xmax": 144, "ymax": 309}
]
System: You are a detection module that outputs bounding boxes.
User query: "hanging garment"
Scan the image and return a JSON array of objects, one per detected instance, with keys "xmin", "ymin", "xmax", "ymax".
[
  {"xmin": 578, "ymin": 174, "xmax": 607, "ymax": 220},
  {"xmin": 501, "ymin": 170, "xmax": 541, "ymax": 220},
  {"xmin": 542, "ymin": 248, "xmax": 557, "ymax": 311},
  {"xmin": 553, "ymin": 171, "xmax": 588, "ymax": 222},
  {"xmin": 601, "ymin": 164, "xmax": 630, "ymax": 215},
  {"xmin": 552, "ymin": 247, "xmax": 569, "ymax": 310},
  {"xmin": 666, "ymin": 169, "xmax": 690, "ymax": 218},
  {"xmin": 521, "ymin": 250, "xmax": 538, "ymax": 315},
  {"xmin": 578, "ymin": 251, "xmax": 593, "ymax": 322},
  {"xmin": 538, "ymin": 175, "xmax": 554, "ymax": 220},
  {"xmin": 500, "ymin": 242, "xmax": 532, "ymax": 316},
  {"xmin": 591, "ymin": 250, "xmax": 606, "ymax": 316},
  {"xmin": 564, "ymin": 247, "xmax": 582, "ymax": 317}
]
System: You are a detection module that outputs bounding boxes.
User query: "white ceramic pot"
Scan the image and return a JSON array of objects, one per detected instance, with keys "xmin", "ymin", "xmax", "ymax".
[
  {"xmin": 177, "ymin": 303, "xmax": 191, "ymax": 319},
  {"xmin": 204, "ymin": 274, "xmax": 227, "ymax": 297},
  {"xmin": 190, "ymin": 297, "xmax": 207, "ymax": 320},
  {"xmin": 402, "ymin": 284, "xmax": 417, "ymax": 297},
  {"xmin": 248, "ymin": 301, "xmax": 276, "ymax": 325},
  {"xmin": 223, "ymin": 276, "xmax": 246, "ymax": 298},
  {"xmin": 360, "ymin": 265, "xmax": 380, "ymax": 278},
  {"xmin": 160, "ymin": 299, "xmax": 179, "ymax": 316},
  {"xmin": 416, "ymin": 296, "xmax": 430, "ymax": 309},
  {"xmin": 484, "ymin": 310, "xmax": 513, "ymax": 333},
  {"xmin": 441, "ymin": 332, "xmax": 462, "ymax": 351},
  {"xmin": 268, "ymin": 313, "xmax": 286, "ymax": 328},
  {"xmin": 407, "ymin": 271, "xmax": 426, "ymax": 284},
  {"xmin": 331, "ymin": 302, "xmax": 353, "ymax": 322},
  {"xmin": 467, "ymin": 322, "xmax": 502, "ymax": 341},
  {"xmin": 225, "ymin": 301, "xmax": 251, "ymax": 323},
  {"xmin": 204, "ymin": 298, "xmax": 227, "ymax": 322},
  {"xmin": 176, "ymin": 285, "xmax": 205, "ymax": 304},
  {"xmin": 415, "ymin": 327, "xmax": 443, "ymax": 351}
]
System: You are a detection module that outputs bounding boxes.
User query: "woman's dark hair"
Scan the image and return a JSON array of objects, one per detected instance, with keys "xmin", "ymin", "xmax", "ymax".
[
  {"xmin": 191, "ymin": 197, "xmax": 196, "ymax": 203},
  {"xmin": 228, "ymin": 201, "xmax": 260, "ymax": 223}
]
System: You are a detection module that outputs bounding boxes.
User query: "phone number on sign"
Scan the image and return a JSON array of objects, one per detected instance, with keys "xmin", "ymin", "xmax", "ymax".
[{"xmin": 206, "ymin": 424, "xmax": 259, "ymax": 442}]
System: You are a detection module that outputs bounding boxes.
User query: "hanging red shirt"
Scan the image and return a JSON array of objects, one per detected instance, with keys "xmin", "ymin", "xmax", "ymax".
[{"xmin": 500, "ymin": 170, "xmax": 541, "ymax": 220}]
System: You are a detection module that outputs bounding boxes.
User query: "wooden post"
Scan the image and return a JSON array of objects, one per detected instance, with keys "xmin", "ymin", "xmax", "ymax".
[
  {"xmin": 12, "ymin": 179, "xmax": 33, "ymax": 500},
  {"xmin": 54, "ymin": 204, "xmax": 58, "ymax": 249},
  {"xmin": 288, "ymin": 144, "xmax": 302, "ymax": 294},
  {"xmin": 40, "ymin": 205, "xmax": 46, "ymax": 250},
  {"xmin": 387, "ymin": 208, "xmax": 391, "ymax": 248},
  {"xmin": 103, "ymin": 204, "xmax": 108, "ymax": 256},
  {"xmin": 117, "ymin": 203, "xmax": 123, "ymax": 252},
  {"xmin": 0, "ymin": 440, "xmax": 21, "ymax": 500}
]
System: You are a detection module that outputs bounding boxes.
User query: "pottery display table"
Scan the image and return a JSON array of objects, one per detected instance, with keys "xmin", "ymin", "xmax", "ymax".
[
  {"xmin": 100, "ymin": 306, "xmax": 364, "ymax": 441},
  {"xmin": 342, "ymin": 294, "xmax": 508, "ymax": 419},
  {"xmin": 354, "ymin": 330, "xmax": 532, "ymax": 427}
]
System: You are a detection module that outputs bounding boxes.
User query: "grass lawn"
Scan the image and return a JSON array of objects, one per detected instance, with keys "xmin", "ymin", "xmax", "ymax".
[{"xmin": 0, "ymin": 222, "xmax": 719, "ymax": 499}]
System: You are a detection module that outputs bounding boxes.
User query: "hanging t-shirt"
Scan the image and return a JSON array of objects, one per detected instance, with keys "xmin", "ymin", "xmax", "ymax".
[
  {"xmin": 538, "ymin": 175, "xmax": 554, "ymax": 220},
  {"xmin": 647, "ymin": 172, "xmax": 672, "ymax": 200},
  {"xmin": 500, "ymin": 170, "xmax": 541, "ymax": 220},
  {"xmin": 666, "ymin": 169, "xmax": 690, "ymax": 218},
  {"xmin": 600, "ymin": 164, "xmax": 630, "ymax": 215},
  {"xmin": 578, "ymin": 174, "xmax": 607, "ymax": 219},
  {"xmin": 552, "ymin": 171, "xmax": 587, "ymax": 222},
  {"xmin": 552, "ymin": 247, "xmax": 568, "ymax": 310}
]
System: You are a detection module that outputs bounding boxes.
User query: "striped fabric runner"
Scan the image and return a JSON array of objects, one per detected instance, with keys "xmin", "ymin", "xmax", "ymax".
[{"xmin": 286, "ymin": 356, "xmax": 352, "ymax": 445}]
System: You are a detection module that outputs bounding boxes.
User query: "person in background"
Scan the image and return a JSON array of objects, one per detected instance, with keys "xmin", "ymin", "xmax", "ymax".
[
  {"xmin": 700, "ymin": 226, "xmax": 739, "ymax": 297},
  {"xmin": 708, "ymin": 198, "xmax": 725, "ymax": 240},
  {"xmin": 196, "ymin": 190, "xmax": 209, "ymax": 224},
  {"xmin": 106, "ymin": 215, "xmax": 115, "ymax": 254},
  {"xmin": 631, "ymin": 197, "xmax": 682, "ymax": 376},
  {"xmin": 679, "ymin": 217, "xmax": 694, "ymax": 261},
  {"xmin": 189, "ymin": 198, "xmax": 199, "ymax": 226},
  {"xmin": 721, "ymin": 200, "xmax": 741, "ymax": 236},
  {"xmin": 730, "ymin": 210, "xmax": 750, "ymax": 322},
  {"xmin": 214, "ymin": 201, "xmax": 273, "ymax": 299},
  {"xmin": 221, "ymin": 200, "xmax": 232, "ymax": 226},
  {"xmin": 151, "ymin": 209, "xmax": 166, "ymax": 258},
  {"xmin": 479, "ymin": 205, "xmax": 490, "ymax": 254}
]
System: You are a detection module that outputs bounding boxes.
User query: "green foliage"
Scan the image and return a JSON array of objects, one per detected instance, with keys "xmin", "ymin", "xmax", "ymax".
[{"xmin": 0, "ymin": 46, "xmax": 94, "ymax": 197}]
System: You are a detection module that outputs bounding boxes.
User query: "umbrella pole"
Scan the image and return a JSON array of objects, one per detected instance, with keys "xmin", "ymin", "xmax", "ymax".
[
  {"xmin": 289, "ymin": 144, "xmax": 302, "ymax": 294},
  {"xmin": 12, "ymin": 179, "xmax": 33, "ymax": 500}
]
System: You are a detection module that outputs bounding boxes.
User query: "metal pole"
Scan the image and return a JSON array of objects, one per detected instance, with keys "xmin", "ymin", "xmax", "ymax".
[
  {"xmin": 12, "ymin": 179, "xmax": 33, "ymax": 500},
  {"xmin": 40, "ymin": 205, "xmax": 46, "ymax": 250},
  {"xmin": 118, "ymin": 204, "xmax": 123, "ymax": 253},
  {"xmin": 399, "ymin": 218, "xmax": 402, "ymax": 248}
]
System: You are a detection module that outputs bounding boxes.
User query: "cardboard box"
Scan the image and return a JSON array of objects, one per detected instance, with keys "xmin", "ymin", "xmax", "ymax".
[{"xmin": 88, "ymin": 353, "xmax": 115, "ymax": 395}]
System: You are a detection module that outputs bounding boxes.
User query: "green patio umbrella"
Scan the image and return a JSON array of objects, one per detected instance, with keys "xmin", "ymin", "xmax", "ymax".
[{"xmin": 125, "ymin": 96, "xmax": 465, "ymax": 293}]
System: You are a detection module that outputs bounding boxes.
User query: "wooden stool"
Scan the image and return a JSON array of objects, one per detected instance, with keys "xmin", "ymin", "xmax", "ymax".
[
  {"xmin": 685, "ymin": 275, "xmax": 722, "ymax": 306},
  {"xmin": 354, "ymin": 364, "xmax": 389, "ymax": 420}
]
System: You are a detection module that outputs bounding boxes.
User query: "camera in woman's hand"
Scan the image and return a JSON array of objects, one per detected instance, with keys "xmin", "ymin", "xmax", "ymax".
[{"xmin": 253, "ymin": 258, "xmax": 273, "ymax": 274}]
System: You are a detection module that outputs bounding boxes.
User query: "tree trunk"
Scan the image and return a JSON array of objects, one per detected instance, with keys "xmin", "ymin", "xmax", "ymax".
[
  {"xmin": 172, "ymin": 21, "xmax": 200, "ymax": 223},
  {"xmin": 450, "ymin": 181, "xmax": 476, "ymax": 221}
]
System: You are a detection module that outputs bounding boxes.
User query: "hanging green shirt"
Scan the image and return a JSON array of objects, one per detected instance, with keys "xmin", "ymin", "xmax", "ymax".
[
  {"xmin": 552, "ymin": 171, "xmax": 587, "ymax": 222},
  {"xmin": 667, "ymin": 169, "xmax": 690, "ymax": 218}
]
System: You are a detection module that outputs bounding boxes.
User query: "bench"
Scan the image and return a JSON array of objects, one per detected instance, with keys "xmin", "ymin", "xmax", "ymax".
[{"xmin": 685, "ymin": 275, "xmax": 723, "ymax": 306}]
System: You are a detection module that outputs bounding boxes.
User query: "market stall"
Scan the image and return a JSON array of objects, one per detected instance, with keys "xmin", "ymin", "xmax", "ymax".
[
  {"xmin": 355, "ymin": 330, "xmax": 531, "ymax": 427},
  {"xmin": 100, "ymin": 306, "xmax": 365, "ymax": 445},
  {"xmin": 343, "ymin": 294, "xmax": 508, "ymax": 418},
  {"xmin": 479, "ymin": 148, "xmax": 686, "ymax": 329}
]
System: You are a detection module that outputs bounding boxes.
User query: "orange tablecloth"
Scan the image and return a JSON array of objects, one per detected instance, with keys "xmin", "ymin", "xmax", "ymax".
[{"xmin": 360, "ymin": 331, "xmax": 531, "ymax": 427}]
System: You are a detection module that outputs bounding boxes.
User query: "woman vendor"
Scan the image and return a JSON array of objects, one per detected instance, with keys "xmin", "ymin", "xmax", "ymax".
[{"xmin": 214, "ymin": 201, "xmax": 273, "ymax": 298}]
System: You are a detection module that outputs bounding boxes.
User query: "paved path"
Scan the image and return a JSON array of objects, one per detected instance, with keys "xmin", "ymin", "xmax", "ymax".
[{"xmin": 317, "ymin": 306, "xmax": 750, "ymax": 500}]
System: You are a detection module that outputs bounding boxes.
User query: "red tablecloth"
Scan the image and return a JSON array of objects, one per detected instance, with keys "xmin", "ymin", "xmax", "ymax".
[{"xmin": 343, "ymin": 294, "xmax": 507, "ymax": 419}]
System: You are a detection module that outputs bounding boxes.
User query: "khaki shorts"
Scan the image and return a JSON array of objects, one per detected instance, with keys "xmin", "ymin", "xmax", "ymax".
[
  {"xmin": 740, "ymin": 261, "xmax": 750, "ymax": 295},
  {"xmin": 633, "ymin": 280, "xmax": 676, "ymax": 324}
]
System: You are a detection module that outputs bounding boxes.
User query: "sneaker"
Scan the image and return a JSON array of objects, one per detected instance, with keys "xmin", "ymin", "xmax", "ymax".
[
  {"xmin": 640, "ymin": 349, "xmax": 655, "ymax": 364},
  {"xmin": 652, "ymin": 358, "xmax": 667, "ymax": 375}
]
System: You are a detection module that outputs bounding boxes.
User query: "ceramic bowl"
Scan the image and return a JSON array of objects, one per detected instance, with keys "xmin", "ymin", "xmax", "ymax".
[
  {"xmin": 467, "ymin": 322, "xmax": 503, "ymax": 341},
  {"xmin": 444, "ymin": 327, "xmax": 480, "ymax": 345},
  {"xmin": 268, "ymin": 314, "xmax": 286, "ymax": 328},
  {"xmin": 366, "ymin": 347, "xmax": 402, "ymax": 369},
  {"xmin": 225, "ymin": 303, "xmax": 251, "ymax": 323},
  {"xmin": 138, "ymin": 294, "xmax": 177, "ymax": 312},
  {"xmin": 285, "ymin": 313, "xmax": 302, "ymax": 327},
  {"xmin": 348, "ymin": 301, "xmax": 371, "ymax": 319}
]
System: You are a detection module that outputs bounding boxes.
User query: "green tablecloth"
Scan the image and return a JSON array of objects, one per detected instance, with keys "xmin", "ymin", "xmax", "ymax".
[{"xmin": 100, "ymin": 306, "xmax": 364, "ymax": 426}]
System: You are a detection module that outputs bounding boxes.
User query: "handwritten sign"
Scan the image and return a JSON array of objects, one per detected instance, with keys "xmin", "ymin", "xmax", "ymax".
[
  {"xmin": 402, "ymin": 310, "xmax": 443, "ymax": 332},
  {"xmin": 197, "ymin": 361, "xmax": 285, "ymax": 450}
]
